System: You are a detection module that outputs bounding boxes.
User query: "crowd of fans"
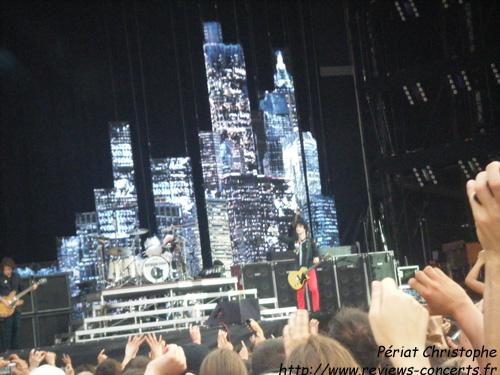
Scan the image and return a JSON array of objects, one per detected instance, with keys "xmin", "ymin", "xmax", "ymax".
[{"xmin": 1, "ymin": 161, "xmax": 500, "ymax": 374}]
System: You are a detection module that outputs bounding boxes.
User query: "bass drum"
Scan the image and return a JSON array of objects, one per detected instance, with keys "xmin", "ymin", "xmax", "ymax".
[{"xmin": 142, "ymin": 256, "xmax": 170, "ymax": 283}]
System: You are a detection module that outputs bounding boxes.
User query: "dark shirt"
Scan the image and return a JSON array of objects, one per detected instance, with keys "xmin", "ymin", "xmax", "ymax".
[
  {"xmin": 278, "ymin": 234, "xmax": 319, "ymax": 269},
  {"xmin": 0, "ymin": 272, "xmax": 22, "ymax": 297}
]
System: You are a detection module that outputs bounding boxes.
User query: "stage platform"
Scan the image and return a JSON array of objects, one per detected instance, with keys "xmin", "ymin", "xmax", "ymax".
[{"xmin": 74, "ymin": 276, "xmax": 293, "ymax": 342}]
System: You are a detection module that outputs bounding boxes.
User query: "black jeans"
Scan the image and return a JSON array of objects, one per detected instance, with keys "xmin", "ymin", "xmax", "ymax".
[{"xmin": 1, "ymin": 309, "xmax": 21, "ymax": 351}]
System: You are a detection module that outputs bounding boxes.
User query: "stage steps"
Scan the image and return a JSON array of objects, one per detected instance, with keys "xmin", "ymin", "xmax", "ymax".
[{"xmin": 74, "ymin": 277, "xmax": 293, "ymax": 342}]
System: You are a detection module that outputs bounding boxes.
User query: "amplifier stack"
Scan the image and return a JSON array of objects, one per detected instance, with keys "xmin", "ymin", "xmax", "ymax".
[{"xmin": 231, "ymin": 251, "xmax": 397, "ymax": 311}]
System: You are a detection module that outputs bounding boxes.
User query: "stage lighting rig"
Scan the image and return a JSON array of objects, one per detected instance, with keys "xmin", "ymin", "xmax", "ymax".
[
  {"xmin": 458, "ymin": 158, "xmax": 482, "ymax": 179},
  {"xmin": 402, "ymin": 82, "xmax": 428, "ymax": 105},
  {"xmin": 413, "ymin": 165, "xmax": 437, "ymax": 187},
  {"xmin": 394, "ymin": 1, "xmax": 420, "ymax": 22}
]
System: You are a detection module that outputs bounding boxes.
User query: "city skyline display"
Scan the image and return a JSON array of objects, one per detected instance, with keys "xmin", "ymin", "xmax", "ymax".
[
  {"xmin": 57, "ymin": 21, "xmax": 339, "ymax": 282},
  {"xmin": 200, "ymin": 22, "xmax": 339, "ymax": 264}
]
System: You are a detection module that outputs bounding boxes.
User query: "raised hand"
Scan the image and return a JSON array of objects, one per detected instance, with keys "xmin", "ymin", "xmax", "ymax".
[
  {"xmin": 29, "ymin": 349, "xmax": 47, "ymax": 370},
  {"xmin": 45, "ymin": 352, "xmax": 57, "ymax": 367},
  {"xmin": 283, "ymin": 310, "xmax": 310, "ymax": 357},
  {"xmin": 145, "ymin": 332, "xmax": 166, "ymax": 360},
  {"xmin": 144, "ymin": 344, "xmax": 187, "ymax": 375},
  {"xmin": 217, "ymin": 329, "xmax": 233, "ymax": 351},
  {"xmin": 123, "ymin": 334, "xmax": 146, "ymax": 366},
  {"xmin": 369, "ymin": 278, "xmax": 430, "ymax": 369},
  {"xmin": 189, "ymin": 324, "xmax": 201, "ymax": 344},
  {"xmin": 97, "ymin": 349, "xmax": 108, "ymax": 364}
]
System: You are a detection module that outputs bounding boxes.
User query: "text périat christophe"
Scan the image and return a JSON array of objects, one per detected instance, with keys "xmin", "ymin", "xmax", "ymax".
[{"xmin": 379, "ymin": 345, "xmax": 497, "ymax": 362}]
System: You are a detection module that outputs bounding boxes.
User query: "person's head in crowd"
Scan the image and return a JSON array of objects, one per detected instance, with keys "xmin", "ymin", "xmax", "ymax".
[
  {"xmin": 251, "ymin": 338, "xmax": 286, "ymax": 375},
  {"xmin": 181, "ymin": 343, "xmax": 210, "ymax": 375},
  {"xmin": 122, "ymin": 355, "xmax": 150, "ymax": 373},
  {"xmin": 200, "ymin": 349, "xmax": 247, "ymax": 375},
  {"xmin": 284, "ymin": 335, "xmax": 360, "ymax": 370},
  {"xmin": 95, "ymin": 358, "xmax": 122, "ymax": 375},
  {"xmin": 74, "ymin": 363, "xmax": 96, "ymax": 375},
  {"xmin": 328, "ymin": 307, "xmax": 381, "ymax": 368}
]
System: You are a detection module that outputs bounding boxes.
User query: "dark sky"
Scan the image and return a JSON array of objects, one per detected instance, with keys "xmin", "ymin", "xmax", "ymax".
[
  {"xmin": 4, "ymin": 0, "xmax": 490, "ymax": 268},
  {"xmin": 1, "ymin": 1, "xmax": 364, "ymax": 265}
]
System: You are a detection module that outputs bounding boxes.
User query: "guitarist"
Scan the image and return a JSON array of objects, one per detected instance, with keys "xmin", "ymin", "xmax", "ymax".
[
  {"xmin": 0, "ymin": 257, "xmax": 37, "ymax": 351},
  {"xmin": 271, "ymin": 219, "xmax": 320, "ymax": 311}
]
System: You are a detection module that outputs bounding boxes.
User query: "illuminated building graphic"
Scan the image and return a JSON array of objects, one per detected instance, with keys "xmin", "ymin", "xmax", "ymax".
[
  {"xmin": 110, "ymin": 122, "xmax": 136, "ymax": 196},
  {"xmin": 310, "ymin": 195, "xmax": 339, "ymax": 248},
  {"xmin": 57, "ymin": 236, "xmax": 84, "ymax": 297},
  {"xmin": 205, "ymin": 197, "xmax": 232, "ymax": 273},
  {"xmin": 282, "ymin": 131, "xmax": 322, "ymax": 208},
  {"xmin": 151, "ymin": 157, "xmax": 202, "ymax": 275},
  {"xmin": 199, "ymin": 131, "xmax": 224, "ymax": 195},
  {"xmin": 74, "ymin": 212, "xmax": 101, "ymax": 283},
  {"xmin": 93, "ymin": 122, "xmax": 139, "ymax": 239},
  {"xmin": 200, "ymin": 25, "xmax": 339, "ymax": 263},
  {"xmin": 203, "ymin": 22, "xmax": 256, "ymax": 174},
  {"xmin": 222, "ymin": 174, "xmax": 294, "ymax": 264}
]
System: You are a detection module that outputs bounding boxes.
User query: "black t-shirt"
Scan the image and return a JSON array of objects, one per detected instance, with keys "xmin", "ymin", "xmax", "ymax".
[{"xmin": 0, "ymin": 272, "xmax": 22, "ymax": 297}]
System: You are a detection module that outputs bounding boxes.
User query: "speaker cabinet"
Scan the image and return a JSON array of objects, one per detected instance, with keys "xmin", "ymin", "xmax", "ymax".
[
  {"xmin": 35, "ymin": 273, "xmax": 71, "ymax": 313},
  {"xmin": 37, "ymin": 312, "xmax": 71, "ymax": 347},
  {"xmin": 366, "ymin": 251, "xmax": 396, "ymax": 283},
  {"xmin": 273, "ymin": 260, "xmax": 296, "ymax": 308},
  {"xmin": 20, "ymin": 277, "xmax": 34, "ymax": 315},
  {"xmin": 316, "ymin": 260, "xmax": 339, "ymax": 312},
  {"xmin": 241, "ymin": 263, "xmax": 274, "ymax": 299},
  {"xmin": 205, "ymin": 298, "xmax": 260, "ymax": 325},
  {"xmin": 336, "ymin": 254, "xmax": 369, "ymax": 308},
  {"xmin": 18, "ymin": 315, "xmax": 37, "ymax": 349}
]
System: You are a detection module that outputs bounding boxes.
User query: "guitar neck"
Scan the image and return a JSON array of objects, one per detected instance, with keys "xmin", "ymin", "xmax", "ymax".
[
  {"xmin": 14, "ymin": 284, "xmax": 35, "ymax": 300},
  {"xmin": 304, "ymin": 261, "xmax": 321, "ymax": 276}
]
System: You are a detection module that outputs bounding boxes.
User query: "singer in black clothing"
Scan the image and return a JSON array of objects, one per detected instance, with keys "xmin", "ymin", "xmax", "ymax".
[{"xmin": 271, "ymin": 219, "xmax": 320, "ymax": 311}]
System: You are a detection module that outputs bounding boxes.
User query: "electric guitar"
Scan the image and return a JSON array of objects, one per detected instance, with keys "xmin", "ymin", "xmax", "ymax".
[
  {"xmin": 288, "ymin": 254, "xmax": 332, "ymax": 290},
  {"xmin": 0, "ymin": 278, "xmax": 47, "ymax": 318}
]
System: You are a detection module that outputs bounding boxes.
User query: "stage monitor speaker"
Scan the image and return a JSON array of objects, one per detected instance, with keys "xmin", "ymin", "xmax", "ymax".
[
  {"xmin": 18, "ymin": 315, "xmax": 37, "ymax": 349},
  {"xmin": 241, "ymin": 263, "xmax": 274, "ymax": 299},
  {"xmin": 37, "ymin": 311, "xmax": 71, "ymax": 347},
  {"xmin": 35, "ymin": 273, "xmax": 71, "ymax": 313},
  {"xmin": 366, "ymin": 251, "xmax": 396, "ymax": 283},
  {"xmin": 205, "ymin": 298, "xmax": 260, "ymax": 326},
  {"xmin": 20, "ymin": 277, "xmax": 34, "ymax": 315},
  {"xmin": 316, "ymin": 259, "xmax": 339, "ymax": 312},
  {"xmin": 336, "ymin": 254, "xmax": 369, "ymax": 309},
  {"xmin": 273, "ymin": 260, "xmax": 296, "ymax": 308}
]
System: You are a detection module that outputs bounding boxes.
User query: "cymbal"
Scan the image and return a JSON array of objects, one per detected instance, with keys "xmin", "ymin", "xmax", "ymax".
[
  {"xmin": 127, "ymin": 228, "xmax": 149, "ymax": 236},
  {"xmin": 89, "ymin": 235, "xmax": 110, "ymax": 242},
  {"xmin": 106, "ymin": 247, "xmax": 133, "ymax": 257},
  {"xmin": 161, "ymin": 225, "xmax": 183, "ymax": 233}
]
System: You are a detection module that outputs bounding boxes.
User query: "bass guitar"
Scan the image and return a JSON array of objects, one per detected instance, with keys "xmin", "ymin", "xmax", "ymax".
[
  {"xmin": 288, "ymin": 254, "xmax": 332, "ymax": 290},
  {"xmin": 0, "ymin": 278, "xmax": 47, "ymax": 318}
]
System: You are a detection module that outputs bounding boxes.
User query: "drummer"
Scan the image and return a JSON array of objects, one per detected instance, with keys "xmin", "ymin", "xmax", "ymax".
[{"xmin": 161, "ymin": 234, "xmax": 174, "ymax": 262}]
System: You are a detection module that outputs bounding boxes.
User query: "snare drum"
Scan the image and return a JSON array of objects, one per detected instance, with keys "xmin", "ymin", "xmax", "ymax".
[{"xmin": 142, "ymin": 256, "xmax": 170, "ymax": 283}]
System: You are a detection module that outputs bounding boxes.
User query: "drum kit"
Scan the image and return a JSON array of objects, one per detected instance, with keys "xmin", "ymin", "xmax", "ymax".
[{"xmin": 89, "ymin": 225, "xmax": 190, "ymax": 288}]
